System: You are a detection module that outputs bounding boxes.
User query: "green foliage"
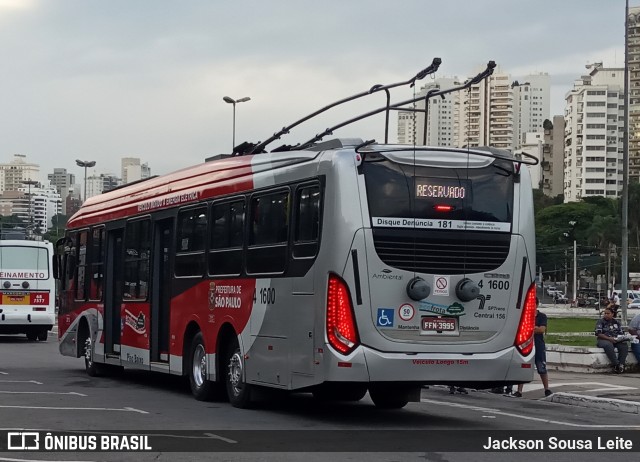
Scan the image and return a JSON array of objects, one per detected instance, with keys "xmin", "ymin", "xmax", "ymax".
[
  {"xmin": 546, "ymin": 317, "xmax": 597, "ymax": 333},
  {"xmin": 535, "ymin": 197, "xmax": 620, "ymax": 280}
]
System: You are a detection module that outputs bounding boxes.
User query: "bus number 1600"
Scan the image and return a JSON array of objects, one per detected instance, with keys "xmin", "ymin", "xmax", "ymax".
[{"xmin": 254, "ymin": 287, "xmax": 276, "ymax": 305}]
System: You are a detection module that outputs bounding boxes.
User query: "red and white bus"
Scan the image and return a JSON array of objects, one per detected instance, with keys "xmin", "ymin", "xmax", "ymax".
[
  {"xmin": 57, "ymin": 63, "xmax": 539, "ymax": 409},
  {"xmin": 0, "ymin": 240, "xmax": 55, "ymax": 341}
]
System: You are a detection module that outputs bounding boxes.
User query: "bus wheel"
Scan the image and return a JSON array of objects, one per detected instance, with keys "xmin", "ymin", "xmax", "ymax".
[
  {"xmin": 37, "ymin": 330, "xmax": 48, "ymax": 342},
  {"xmin": 368, "ymin": 385, "xmax": 410, "ymax": 409},
  {"xmin": 84, "ymin": 336, "xmax": 104, "ymax": 377},
  {"xmin": 26, "ymin": 331, "xmax": 38, "ymax": 341},
  {"xmin": 225, "ymin": 339, "xmax": 252, "ymax": 408},
  {"xmin": 189, "ymin": 332, "xmax": 215, "ymax": 401}
]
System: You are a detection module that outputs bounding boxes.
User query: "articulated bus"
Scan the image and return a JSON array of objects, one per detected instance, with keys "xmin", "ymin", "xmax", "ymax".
[
  {"xmin": 0, "ymin": 240, "xmax": 55, "ymax": 341},
  {"xmin": 57, "ymin": 60, "xmax": 539, "ymax": 409}
]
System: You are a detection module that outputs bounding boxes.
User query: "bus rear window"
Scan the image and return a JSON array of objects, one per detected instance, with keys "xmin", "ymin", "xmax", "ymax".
[
  {"xmin": 0, "ymin": 247, "xmax": 49, "ymax": 275},
  {"xmin": 363, "ymin": 159, "xmax": 513, "ymax": 232}
]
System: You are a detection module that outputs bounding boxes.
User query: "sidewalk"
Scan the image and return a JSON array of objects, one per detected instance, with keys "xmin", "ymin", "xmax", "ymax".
[
  {"xmin": 522, "ymin": 369, "xmax": 640, "ymax": 415},
  {"xmin": 518, "ymin": 304, "xmax": 640, "ymax": 413}
]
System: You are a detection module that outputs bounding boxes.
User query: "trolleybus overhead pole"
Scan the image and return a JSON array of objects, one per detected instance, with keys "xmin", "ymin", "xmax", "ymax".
[
  {"xmin": 297, "ymin": 61, "xmax": 496, "ymax": 150},
  {"xmin": 246, "ymin": 58, "xmax": 442, "ymax": 155}
]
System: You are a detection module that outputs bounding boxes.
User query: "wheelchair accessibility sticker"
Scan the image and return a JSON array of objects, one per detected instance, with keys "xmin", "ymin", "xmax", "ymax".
[{"xmin": 377, "ymin": 308, "xmax": 395, "ymax": 327}]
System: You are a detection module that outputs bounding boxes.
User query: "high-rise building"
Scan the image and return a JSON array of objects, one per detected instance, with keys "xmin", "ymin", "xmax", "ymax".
[
  {"xmin": 400, "ymin": 68, "xmax": 550, "ymax": 152},
  {"xmin": 121, "ymin": 157, "xmax": 151, "ymax": 184},
  {"xmin": 628, "ymin": 6, "xmax": 640, "ymax": 183},
  {"xmin": 512, "ymin": 73, "xmax": 551, "ymax": 148},
  {"xmin": 396, "ymin": 78, "xmax": 459, "ymax": 146},
  {"xmin": 0, "ymin": 154, "xmax": 40, "ymax": 194},
  {"xmin": 13, "ymin": 185, "xmax": 62, "ymax": 230},
  {"xmin": 453, "ymin": 68, "xmax": 514, "ymax": 149},
  {"xmin": 48, "ymin": 167, "xmax": 78, "ymax": 215},
  {"xmin": 542, "ymin": 116, "xmax": 566, "ymax": 198},
  {"xmin": 563, "ymin": 63, "xmax": 625, "ymax": 202}
]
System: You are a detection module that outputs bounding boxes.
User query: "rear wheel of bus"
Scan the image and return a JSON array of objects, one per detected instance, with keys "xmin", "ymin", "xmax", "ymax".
[
  {"xmin": 188, "ymin": 332, "xmax": 217, "ymax": 401},
  {"xmin": 368, "ymin": 384, "xmax": 410, "ymax": 409},
  {"xmin": 225, "ymin": 337, "xmax": 253, "ymax": 408}
]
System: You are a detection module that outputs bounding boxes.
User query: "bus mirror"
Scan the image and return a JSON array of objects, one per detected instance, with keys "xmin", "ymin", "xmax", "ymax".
[
  {"xmin": 53, "ymin": 255, "xmax": 61, "ymax": 279},
  {"xmin": 66, "ymin": 255, "xmax": 76, "ymax": 278}
]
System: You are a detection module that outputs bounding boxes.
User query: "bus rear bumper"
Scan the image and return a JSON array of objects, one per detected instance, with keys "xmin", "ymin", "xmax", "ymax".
[
  {"xmin": 322, "ymin": 344, "xmax": 534, "ymax": 385},
  {"xmin": 362, "ymin": 346, "xmax": 534, "ymax": 385},
  {"xmin": 0, "ymin": 312, "xmax": 55, "ymax": 333}
]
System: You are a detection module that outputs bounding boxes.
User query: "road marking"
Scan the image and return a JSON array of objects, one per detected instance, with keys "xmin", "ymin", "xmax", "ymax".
[
  {"xmin": 0, "ymin": 371, "xmax": 8, "ymax": 375},
  {"xmin": 0, "ymin": 391, "xmax": 87, "ymax": 396},
  {"xmin": 419, "ymin": 398, "xmax": 640, "ymax": 428},
  {"xmin": 0, "ymin": 405, "xmax": 147, "ymax": 414},
  {"xmin": 0, "ymin": 458, "xmax": 94, "ymax": 462},
  {"xmin": 203, "ymin": 433, "xmax": 238, "ymax": 444},
  {"xmin": 522, "ymin": 381, "xmax": 638, "ymax": 393},
  {"xmin": 0, "ymin": 380, "xmax": 42, "ymax": 385}
]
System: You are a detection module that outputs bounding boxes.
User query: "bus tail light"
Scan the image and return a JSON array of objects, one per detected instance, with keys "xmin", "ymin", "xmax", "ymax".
[
  {"xmin": 514, "ymin": 283, "xmax": 537, "ymax": 356},
  {"xmin": 326, "ymin": 273, "xmax": 359, "ymax": 355}
]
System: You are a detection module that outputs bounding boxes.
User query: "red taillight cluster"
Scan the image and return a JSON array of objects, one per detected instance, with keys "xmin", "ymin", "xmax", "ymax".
[
  {"xmin": 326, "ymin": 274, "xmax": 359, "ymax": 355},
  {"xmin": 514, "ymin": 283, "xmax": 537, "ymax": 356}
]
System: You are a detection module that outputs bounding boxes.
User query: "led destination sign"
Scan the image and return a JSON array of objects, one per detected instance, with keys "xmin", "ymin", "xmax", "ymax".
[
  {"xmin": 416, "ymin": 183, "xmax": 465, "ymax": 199},
  {"xmin": 415, "ymin": 178, "xmax": 469, "ymax": 202}
]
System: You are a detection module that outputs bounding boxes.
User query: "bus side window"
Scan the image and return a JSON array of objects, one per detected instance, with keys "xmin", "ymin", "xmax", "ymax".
[
  {"xmin": 89, "ymin": 227, "xmax": 105, "ymax": 301},
  {"xmin": 209, "ymin": 199, "xmax": 244, "ymax": 276},
  {"xmin": 247, "ymin": 189, "xmax": 290, "ymax": 275},
  {"xmin": 175, "ymin": 206, "xmax": 207, "ymax": 277},
  {"xmin": 75, "ymin": 231, "xmax": 88, "ymax": 301},
  {"xmin": 293, "ymin": 184, "xmax": 321, "ymax": 258},
  {"xmin": 124, "ymin": 219, "xmax": 151, "ymax": 300}
]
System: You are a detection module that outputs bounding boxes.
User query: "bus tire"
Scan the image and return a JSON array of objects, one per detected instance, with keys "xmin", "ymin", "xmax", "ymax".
[
  {"xmin": 26, "ymin": 331, "xmax": 38, "ymax": 341},
  {"xmin": 225, "ymin": 338, "xmax": 253, "ymax": 408},
  {"xmin": 37, "ymin": 329, "xmax": 48, "ymax": 341},
  {"xmin": 368, "ymin": 385, "xmax": 410, "ymax": 409},
  {"xmin": 84, "ymin": 336, "xmax": 106, "ymax": 377},
  {"xmin": 189, "ymin": 332, "xmax": 216, "ymax": 401}
]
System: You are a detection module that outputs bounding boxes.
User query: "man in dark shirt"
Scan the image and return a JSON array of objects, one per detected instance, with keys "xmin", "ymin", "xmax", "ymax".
[
  {"xmin": 595, "ymin": 307, "xmax": 629, "ymax": 373},
  {"xmin": 514, "ymin": 298, "xmax": 552, "ymax": 397}
]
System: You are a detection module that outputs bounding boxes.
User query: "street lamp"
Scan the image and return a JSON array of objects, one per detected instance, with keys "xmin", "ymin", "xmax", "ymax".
[
  {"xmin": 222, "ymin": 96, "xmax": 251, "ymax": 152},
  {"xmin": 76, "ymin": 159, "xmax": 96, "ymax": 202},
  {"xmin": 22, "ymin": 180, "xmax": 39, "ymax": 233}
]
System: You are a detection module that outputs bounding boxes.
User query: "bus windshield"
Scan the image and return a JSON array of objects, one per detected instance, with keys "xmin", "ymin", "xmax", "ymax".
[{"xmin": 0, "ymin": 246, "xmax": 49, "ymax": 274}]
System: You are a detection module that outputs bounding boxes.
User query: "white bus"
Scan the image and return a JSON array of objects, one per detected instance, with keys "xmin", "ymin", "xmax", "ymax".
[
  {"xmin": 57, "ymin": 61, "xmax": 539, "ymax": 409},
  {"xmin": 0, "ymin": 240, "xmax": 55, "ymax": 341}
]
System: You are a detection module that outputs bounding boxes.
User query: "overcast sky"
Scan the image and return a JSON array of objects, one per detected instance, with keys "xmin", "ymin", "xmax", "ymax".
[{"xmin": 0, "ymin": 0, "xmax": 628, "ymax": 183}]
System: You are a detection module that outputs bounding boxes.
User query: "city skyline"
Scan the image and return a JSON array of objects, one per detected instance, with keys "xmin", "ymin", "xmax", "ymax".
[{"xmin": 0, "ymin": 1, "xmax": 628, "ymax": 179}]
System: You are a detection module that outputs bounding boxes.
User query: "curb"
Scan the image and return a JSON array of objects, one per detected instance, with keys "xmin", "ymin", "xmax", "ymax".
[{"xmin": 547, "ymin": 392, "xmax": 640, "ymax": 415}]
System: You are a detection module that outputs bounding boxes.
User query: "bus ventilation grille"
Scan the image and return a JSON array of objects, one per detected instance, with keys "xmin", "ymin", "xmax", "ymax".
[{"xmin": 372, "ymin": 230, "xmax": 511, "ymax": 275}]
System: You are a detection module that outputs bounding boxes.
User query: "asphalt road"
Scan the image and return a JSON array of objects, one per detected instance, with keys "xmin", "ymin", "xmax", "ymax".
[{"xmin": 0, "ymin": 332, "xmax": 639, "ymax": 461}]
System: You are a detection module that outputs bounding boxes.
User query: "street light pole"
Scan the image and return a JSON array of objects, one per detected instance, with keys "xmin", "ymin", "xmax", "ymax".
[
  {"xmin": 75, "ymin": 159, "xmax": 96, "ymax": 203},
  {"xmin": 223, "ymin": 96, "xmax": 251, "ymax": 152},
  {"xmin": 22, "ymin": 180, "xmax": 38, "ymax": 235}
]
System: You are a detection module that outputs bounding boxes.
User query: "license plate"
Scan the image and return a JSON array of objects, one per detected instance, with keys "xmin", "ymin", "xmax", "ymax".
[
  {"xmin": 421, "ymin": 316, "xmax": 459, "ymax": 336},
  {"xmin": 1, "ymin": 293, "xmax": 28, "ymax": 305}
]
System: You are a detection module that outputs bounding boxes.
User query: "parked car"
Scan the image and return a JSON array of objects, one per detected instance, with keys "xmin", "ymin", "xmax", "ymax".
[
  {"xmin": 554, "ymin": 293, "xmax": 568, "ymax": 303},
  {"xmin": 628, "ymin": 299, "xmax": 640, "ymax": 310}
]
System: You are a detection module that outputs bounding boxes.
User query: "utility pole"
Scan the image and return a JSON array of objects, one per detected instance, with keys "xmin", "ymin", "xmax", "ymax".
[
  {"xmin": 621, "ymin": 0, "xmax": 631, "ymax": 324},
  {"xmin": 573, "ymin": 240, "xmax": 577, "ymax": 302}
]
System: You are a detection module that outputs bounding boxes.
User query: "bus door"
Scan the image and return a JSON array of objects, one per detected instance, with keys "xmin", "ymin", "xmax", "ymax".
[
  {"xmin": 103, "ymin": 229, "xmax": 123, "ymax": 356},
  {"xmin": 150, "ymin": 218, "xmax": 173, "ymax": 363}
]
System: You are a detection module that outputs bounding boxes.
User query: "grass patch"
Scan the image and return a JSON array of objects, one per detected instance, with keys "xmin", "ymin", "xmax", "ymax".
[
  {"xmin": 546, "ymin": 317, "xmax": 596, "ymax": 333},
  {"xmin": 545, "ymin": 335, "xmax": 596, "ymax": 347}
]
